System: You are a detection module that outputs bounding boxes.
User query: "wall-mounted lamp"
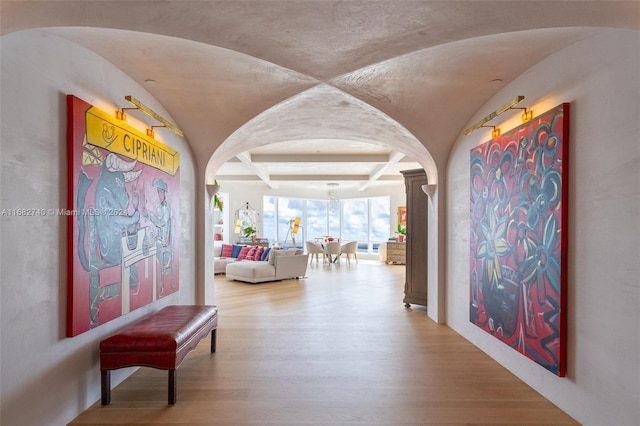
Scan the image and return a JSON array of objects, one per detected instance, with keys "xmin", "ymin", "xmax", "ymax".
[
  {"xmin": 464, "ymin": 96, "xmax": 532, "ymax": 136},
  {"xmin": 480, "ymin": 125, "xmax": 501, "ymax": 138},
  {"xmin": 206, "ymin": 183, "xmax": 220, "ymax": 199},
  {"xmin": 207, "ymin": 182, "xmax": 222, "ymax": 212},
  {"xmin": 421, "ymin": 184, "xmax": 437, "ymax": 199},
  {"xmin": 116, "ymin": 95, "xmax": 183, "ymax": 138},
  {"xmin": 507, "ymin": 106, "xmax": 534, "ymax": 123}
]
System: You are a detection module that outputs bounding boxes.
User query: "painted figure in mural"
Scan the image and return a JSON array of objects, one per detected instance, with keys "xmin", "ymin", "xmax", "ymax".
[
  {"xmin": 77, "ymin": 152, "xmax": 142, "ymax": 327},
  {"xmin": 148, "ymin": 178, "xmax": 171, "ymax": 246},
  {"xmin": 96, "ymin": 154, "xmax": 143, "ymax": 269},
  {"xmin": 146, "ymin": 177, "xmax": 173, "ymax": 295}
]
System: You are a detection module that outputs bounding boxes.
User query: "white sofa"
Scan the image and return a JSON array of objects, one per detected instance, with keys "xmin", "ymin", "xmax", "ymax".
[
  {"xmin": 213, "ymin": 243, "xmax": 239, "ymax": 274},
  {"xmin": 225, "ymin": 248, "xmax": 309, "ymax": 284}
]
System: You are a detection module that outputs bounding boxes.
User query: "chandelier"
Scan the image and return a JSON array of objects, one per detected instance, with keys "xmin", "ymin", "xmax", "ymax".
[{"xmin": 327, "ymin": 183, "xmax": 340, "ymax": 214}]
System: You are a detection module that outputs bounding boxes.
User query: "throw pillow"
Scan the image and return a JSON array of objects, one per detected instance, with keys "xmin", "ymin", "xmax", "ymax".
[
  {"xmin": 237, "ymin": 245, "xmax": 252, "ymax": 260},
  {"xmin": 231, "ymin": 244, "xmax": 243, "ymax": 258},
  {"xmin": 260, "ymin": 247, "xmax": 271, "ymax": 261},
  {"xmin": 254, "ymin": 246, "xmax": 265, "ymax": 261},
  {"xmin": 246, "ymin": 247, "xmax": 257, "ymax": 260},
  {"xmin": 221, "ymin": 244, "xmax": 233, "ymax": 258}
]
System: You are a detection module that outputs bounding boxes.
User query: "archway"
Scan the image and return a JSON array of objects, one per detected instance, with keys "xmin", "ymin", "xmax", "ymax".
[{"xmin": 204, "ymin": 84, "xmax": 442, "ymax": 322}]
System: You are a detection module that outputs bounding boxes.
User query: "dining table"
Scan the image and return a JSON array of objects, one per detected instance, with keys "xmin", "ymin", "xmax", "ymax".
[{"xmin": 318, "ymin": 238, "xmax": 341, "ymax": 263}]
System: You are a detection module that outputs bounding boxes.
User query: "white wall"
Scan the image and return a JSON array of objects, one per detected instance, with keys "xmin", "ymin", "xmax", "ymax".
[
  {"xmin": 446, "ymin": 30, "xmax": 640, "ymax": 425},
  {"xmin": 0, "ymin": 30, "xmax": 197, "ymax": 425}
]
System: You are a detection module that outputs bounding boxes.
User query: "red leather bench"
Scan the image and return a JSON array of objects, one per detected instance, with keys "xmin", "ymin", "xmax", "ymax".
[{"xmin": 100, "ymin": 304, "xmax": 218, "ymax": 405}]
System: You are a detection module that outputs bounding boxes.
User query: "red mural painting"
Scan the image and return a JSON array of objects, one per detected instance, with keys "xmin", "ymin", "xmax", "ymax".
[
  {"xmin": 66, "ymin": 95, "xmax": 180, "ymax": 337},
  {"xmin": 469, "ymin": 103, "xmax": 569, "ymax": 376}
]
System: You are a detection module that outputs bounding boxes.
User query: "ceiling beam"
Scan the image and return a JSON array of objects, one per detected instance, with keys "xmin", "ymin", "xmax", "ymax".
[
  {"xmin": 358, "ymin": 151, "xmax": 406, "ymax": 191},
  {"xmin": 250, "ymin": 154, "xmax": 390, "ymax": 163},
  {"xmin": 235, "ymin": 152, "xmax": 279, "ymax": 189},
  {"xmin": 271, "ymin": 174, "xmax": 371, "ymax": 181}
]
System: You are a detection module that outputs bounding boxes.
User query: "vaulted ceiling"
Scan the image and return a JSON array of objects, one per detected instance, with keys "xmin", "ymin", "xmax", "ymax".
[{"xmin": 3, "ymin": 1, "xmax": 638, "ymax": 192}]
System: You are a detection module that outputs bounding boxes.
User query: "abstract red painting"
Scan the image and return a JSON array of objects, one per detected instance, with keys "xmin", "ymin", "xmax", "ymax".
[{"xmin": 470, "ymin": 103, "xmax": 569, "ymax": 376}]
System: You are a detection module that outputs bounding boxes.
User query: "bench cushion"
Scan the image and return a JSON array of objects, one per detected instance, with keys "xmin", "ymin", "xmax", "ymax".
[{"xmin": 100, "ymin": 305, "xmax": 217, "ymax": 371}]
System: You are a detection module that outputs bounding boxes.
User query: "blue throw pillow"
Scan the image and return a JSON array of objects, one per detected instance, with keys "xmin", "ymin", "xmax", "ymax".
[
  {"xmin": 231, "ymin": 244, "xmax": 243, "ymax": 258},
  {"xmin": 260, "ymin": 247, "xmax": 271, "ymax": 261}
]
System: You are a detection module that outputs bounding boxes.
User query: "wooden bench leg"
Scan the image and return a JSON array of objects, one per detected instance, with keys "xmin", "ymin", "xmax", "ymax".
[
  {"xmin": 101, "ymin": 370, "xmax": 111, "ymax": 405},
  {"xmin": 211, "ymin": 328, "xmax": 217, "ymax": 353},
  {"xmin": 168, "ymin": 370, "xmax": 177, "ymax": 405}
]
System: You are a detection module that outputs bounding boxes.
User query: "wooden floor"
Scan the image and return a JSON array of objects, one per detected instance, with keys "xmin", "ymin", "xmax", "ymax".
[{"xmin": 70, "ymin": 259, "xmax": 577, "ymax": 425}]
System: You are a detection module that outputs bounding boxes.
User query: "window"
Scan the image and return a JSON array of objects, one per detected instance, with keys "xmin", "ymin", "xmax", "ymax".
[
  {"xmin": 263, "ymin": 195, "xmax": 390, "ymax": 253},
  {"xmin": 278, "ymin": 198, "xmax": 303, "ymax": 247},
  {"xmin": 370, "ymin": 197, "xmax": 391, "ymax": 241},
  {"xmin": 368, "ymin": 196, "xmax": 391, "ymax": 253},
  {"xmin": 342, "ymin": 198, "xmax": 368, "ymax": 241},
  {"xmin": 328, "ymin": 203, "xmax": 341, "ymax": 238},
  {"xmin": 306, "ymin": 199, "xmax": 328, "ymax": 238},
  {"xmin": 263, "ymin": 196, "xmax": 277, "ymax": 242}
]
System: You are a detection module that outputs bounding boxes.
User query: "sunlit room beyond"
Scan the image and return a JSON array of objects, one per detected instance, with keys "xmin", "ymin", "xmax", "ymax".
[{"xmin": 211, "ymin": 179, "xmax": 418, "ymax": 285}]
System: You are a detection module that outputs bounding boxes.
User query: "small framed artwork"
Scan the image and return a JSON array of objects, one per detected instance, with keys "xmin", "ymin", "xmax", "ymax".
[{"xmin": 397, "ymin": 206, "xmax": 407, "ymax": 226}]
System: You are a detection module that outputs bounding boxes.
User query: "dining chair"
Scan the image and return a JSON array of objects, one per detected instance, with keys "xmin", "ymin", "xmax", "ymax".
[
  {"xmin": 306, "ymin": 241, "xmax": 325, "ymax": 264},
  {"xmin": 340, "ymin": 241, "xmax": 358, "ymax": 264},
  {"xmin": 323, "ymin": 241, "xmax": 342, "ymax": 264}
]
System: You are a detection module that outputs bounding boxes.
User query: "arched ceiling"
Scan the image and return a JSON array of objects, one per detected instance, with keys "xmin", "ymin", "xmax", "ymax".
[{"xmin": 2, "ymin": 1, "xmax": 638, "ymax": 191}]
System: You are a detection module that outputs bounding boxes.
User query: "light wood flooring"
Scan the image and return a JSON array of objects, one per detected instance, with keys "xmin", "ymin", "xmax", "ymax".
[{"xmin": 70, "ymin": 259, "xmax": 577, "ymax": 425}]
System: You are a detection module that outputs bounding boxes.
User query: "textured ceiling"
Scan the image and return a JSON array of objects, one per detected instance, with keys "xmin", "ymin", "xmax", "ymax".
[{"xmin": 2, "ymin": 0, "xmax": 638, "ymax": 191}]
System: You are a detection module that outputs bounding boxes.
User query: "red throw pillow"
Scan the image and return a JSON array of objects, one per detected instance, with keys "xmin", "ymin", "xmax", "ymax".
[
  {"xmin": 237, "ymin": 245, "xmax": 252, "ymax": 260},
  {"xmin": 246, "ymin": 247, "xmax": 257, "ymax": 260},
  {"xmin": 221, "ymin": 244, "xmax": 233, "ymax": 257},
  {"xmin": 253, "ymin": 246, "xmax": 265, "ymax": 261}
]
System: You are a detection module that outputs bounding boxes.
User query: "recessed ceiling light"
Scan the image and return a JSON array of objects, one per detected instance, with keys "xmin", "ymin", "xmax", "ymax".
[
  {"xmin": 144, "ymin": 79, "xmax": 157, "ymax": 85},
  {"xmin": 490, "ymin": 78, "xmax": 503, "ymax": 84}
]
